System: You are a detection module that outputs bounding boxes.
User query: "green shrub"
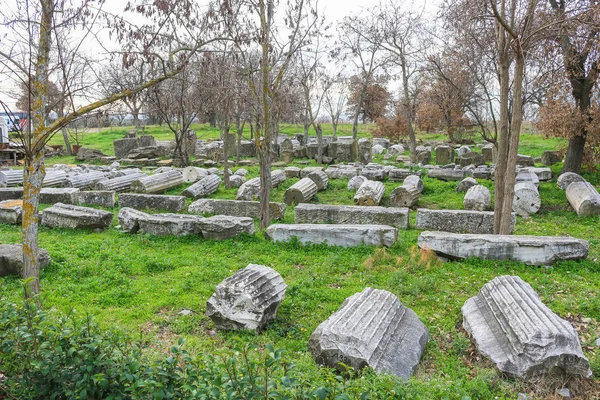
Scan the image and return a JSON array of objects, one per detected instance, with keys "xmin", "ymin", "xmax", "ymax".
[{"xmin": 0, "ymin": 292, "xmax": 360, "ymax": 399}]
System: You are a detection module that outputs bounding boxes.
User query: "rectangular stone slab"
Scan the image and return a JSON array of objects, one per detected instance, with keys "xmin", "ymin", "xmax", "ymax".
[
  {"xmin": 463, "ymin": 276, "xmax": 591, "ymax": 378},
  {"xmin": 41, "ymin": 203, "xmax": 113, "ymax": 229},
  {"xmin": 118, "ymin": 193, "xmax": 186, "ymax": 212},
  {"xmin": 40, "ymin": 188, "xmax": 80, "ymax": 204},
  {"xmin": 0, "ymin": 188, "xmax": 23, "ymax": 201},
  {"xmin": 188, "ymin": 199, "xmax": 286, "ymax": 220},
  {"xmin": 418, "ymin": 231, "xmax": 588, "ymax": 266},
  {"xmin": 416, "ymin": 209, "xmax": 516, "ymax": 234},
  {"xmin": 78, "ymin": 191, "xmax": 116, "ymax": 208},
  {"xmin": 265, "ymin": 224, "xmax": 398, "ymax": 247},
  {"xmin": 294, "ymin": 204, "xmax": 409, "ymax": 229}
]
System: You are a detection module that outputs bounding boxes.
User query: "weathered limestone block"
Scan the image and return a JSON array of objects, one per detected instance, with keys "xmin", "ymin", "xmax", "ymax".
[
  {"xmin": 435, "ymin": 145, "xmax": 455, "ymax": 164},
  {"xmin": 307, "ymin": 170, "xmax": 329, "ymax": 191},
  {"xmin": 95, "ymin": 172, "xmax": 148, "ymax": 192},
  {"xmin": 390, "ymin": 185, "xmax": 420, "ymax": 208},
  {"xmin": 300, "ymin": 167, "xmax": 324, "ymax": 178},
  {"xmin": 472, "ymin": 166, "xmax": 490, "ymax": 180},
  {"xmin": 358, "ymin": 138, "xmax": 372, "ymax": 164},
  {"xmin": 464, "ymin": 185, "xmax": 491, "ymax": 211},
  {"xmin": 294, "ymin": 204, "xmax": 409, "ymax": 229},
  {"xmin": 418, "ymin": 231, "xmax": 588, "ymax": 265},
  {"xmin": 389, "ymin": 168, "xmax": 413, "ymax": 182},
  {"xmin": 265, "ymin": 224, "xmax": 398, "ymax": 247},
  {"xmin": 388, "ymin": 144, "xmax": 405, "ymax": 156},
  {"xmin": 417, "ymin": 150, "xmax": 431, "ymax": 164},
  {"xmin": 131, "ymin": 170, "xmax": 184, "ymax": 194},
  {"xmin": 284, "ymin": 177, "xmax": 318, "ymax": 206},
  {"xmin": 328, "ymin": 166, "xmax": 359, "ymax": 179},
  {"xmin": 236, "ymin": 177, "xmax": 261, "ymax": 201},
  {"xmin": 0, "ymin": 188, "xmax": 23, "ymax": 201},
  {"xmin": 516, "ymin": 169, "xmax": 539, "ymax": 187},
  {"xmin": 206, "ymin": 264, "xmax": 286, "ymax": 331},
  {"xmin": 403, "ymin": 175, "xmax": 424, "ymax": 193},
  {"xmin": 335, "ymin": 136, "xmax": 358, "ymax": 162},
  {"xmin": 456, "ymin": 177, "xmax": 478, "ymax": 193},
  {"xmin": 234, "ymin": 168, "xmax": 248, "ymax": 176},
  {"xmin": 228, "ymin": 174, "xmax": 246, "ymax": 188},
  {"xmin": 463, "ymin": 276, "xmax": 592, "ymax": 378},
  {"xmin": 566, "ymin": 181, "xmax": 600, "ymax": 216},
  {"xmin": 428, "ymin": 168, "xmax": 465, "ymax": 181},
  {"xmin": 482, "ymin": 145, "xmax": 494, "ymax": 163},
  {"xmin": 517, "ymin": 154, "xmax": 535, "ymax": 166},
  {"xmin": 114, "ymin": 138, "xmax": 139, "ymax": 159},
  {"xmin": 541, "ymin": 150, "xmax": 562, "ymax": 166},
  {"xmin": 181, "ymin": 174, "xmax": 222, "ymax": 199},
  {"xmin": 354, "ymin": 180, "xmax": 385, "ymax": 206},
  {"xmin": 78, "ymin": 191, "xmax": 116, "ymax": 208},
  {"xmin": 0, "ymin": 244, "xmax": 51, "ymax": 277},
  {"xmin": 41, "ymin": 203, "xmax": 113, "ymax": 230},
  {"xmin": 118, "ymin": 193, "xmax": 186, "ymax": 212},
  {"xmin": 308, "ymin": 287, "xmax": 429, "ymax": 380},
  {"xmin": 0, "ymin": 200, "xmax": 22, "ymax": 224},
  {"xmin": 372, "ymin": 144, "xmax": 385, "ymax": 155},
  {"xmin": 360, "ymin": 168, "xmax": 384, "ymax": 181},
  {"xmin": 558, "ymin": 172, "xmax": 586, "ymax": 191},
  {"xmin": 373, "ymin": 138, "xmax": 390, "ymax": 148},
  {"xmin": 529, "ymin": 167, "xmax": 552, "ymax": 181},
  {"xmin": 285, "ymin": 166, "xmax": 301, "ymax": 178},
  {"xmin": 66, "ymin": 171, "xmax": 109, "ymax": 189},
  {"xmin": 117, "ymin": 207, "xmax": 148, "ymax": 233},
  {"xmin": 347, "ymin": 175, "xmax": 367, "ymax": 191},
  {"xmin": 40, "ymin": 188, "xmax": 80, "ymax": 205},
  {"xmin": 513, "ymin": 182, "xmax": 541, "ymax": 217},
  {"xmin": 189, "ymin": 199, "xmax": 286, "ymax": 220},
  {"xmin": 415, "ymin": 209, "xmax": 515, "ymax": 234},
  {"xmin": 138, "ymin": 213, "xmax": 204, "ymax": 236},
  {"xmin": 182, "ymin": 166, "xmax": 209, "ymax": 183},
  {"xmin": 457, "ymin": 145, "xmax": 471, "ymax": 157},
  {"xmin": 197, "ymin": 215, "xmax": 255, "ymax": 239}
]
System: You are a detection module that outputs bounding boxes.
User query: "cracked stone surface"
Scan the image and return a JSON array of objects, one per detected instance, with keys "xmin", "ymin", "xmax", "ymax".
[{"xmin": 415, "ymin": 209, "xmax": 515, "ymax": 234}]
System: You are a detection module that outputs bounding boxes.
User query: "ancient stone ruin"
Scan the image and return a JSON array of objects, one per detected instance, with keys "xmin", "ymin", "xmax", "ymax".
[
  {"xmin": 206, "ymin": 264, "xmax": 286, "ymax": 332},
  {"xmin": 308, "ymin": 287, "xmax": 429, "ymax": 380},
  {"xmin": 463, "ymin": 276, "xmax": 591, "ymax": 378}
]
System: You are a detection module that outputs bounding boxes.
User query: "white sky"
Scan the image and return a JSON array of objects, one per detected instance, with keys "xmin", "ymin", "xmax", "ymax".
[{"xmin": 0, "ymin": 0, "xmax": 439, "ymax": 110}]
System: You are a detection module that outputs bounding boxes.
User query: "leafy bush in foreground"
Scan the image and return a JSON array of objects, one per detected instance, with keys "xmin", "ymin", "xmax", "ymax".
[{"xmin": 0, "ymin": 293, "xmax": 360, "ymax": 400}]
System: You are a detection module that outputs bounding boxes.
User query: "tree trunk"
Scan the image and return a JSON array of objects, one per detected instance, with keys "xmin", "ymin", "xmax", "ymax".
[
  {"xmin": 316, "ymin": 124, "xmax": 323, "ymax": 164},
  {"xmin": 332, "ymin": 121, "xmax": 337, "ymax": 138},
  {"xmin": 352, "ymin": 82, "xmax": 368, "ymax": 140},
  {"xmin": 401, "ymin": 62, "xmax": 417, "ymax": 163},
  {"xmin": 562, "ymin": 90, "xmax": 591, "ymax": 174},
  {"xmin": 22, "ymin": 154, "xmax": 45, "ymax": 297},
  {"xmin": 223, "ymin": 130, "xmax": 231, "ymax": 189},
  {"xmin": 61, "ymin": 127, "xmax": 72, "ymax": 156},
  {"xmin": 258, "ymin": 140, "xmax": 271, "ymax": 229}
]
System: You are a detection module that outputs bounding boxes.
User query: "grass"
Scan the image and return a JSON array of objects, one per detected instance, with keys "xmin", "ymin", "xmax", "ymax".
[{"xmin": 2, "ymin": 125, "xmax": 600, "ymax": 398}]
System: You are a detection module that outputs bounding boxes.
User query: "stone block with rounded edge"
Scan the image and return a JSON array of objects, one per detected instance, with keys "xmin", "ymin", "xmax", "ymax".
[
  {"xmin": 415, "ymin": 209, "xmax": 515, "ymax": 234},
  {"xmin": 463, "ymin": 275, "xmax": 591, "ymax": 378},
  {"xmin": 265, "ymin": 224, "xmax": 398, "ymax": 247},
  {"xmin": 557, "ymin": 172, "xmax": 586, "ymax": 190},
  {"xmin": 118, "ymin": 193, "xmax": 186, "ymax": 212},
  {"xmin": 206, "ymin": 264, "xmax": 286, "ymax": 331},
  {"xmin": 137, "ymin": 213, "xmax": 204, "ymax": 236},
  {"xmin": 294, "ymin": 203, "xmax": 409, "ymax": 229},
  {"xmin": 418, "ymin": 231, "xmax": 588, "ymax": 266},
  {"xmin": 0, "ymin": 244, "xmax": 51, "ymax": 277},
  {"xmin": 189, "ymin": 199, "xmax": 286, "ymax": 220},
  {"xmin": 196, "ymin": 215, "xmax": 255, "ymax": 240},
  {"xmin": 41, "ymin": 203, "xmax": 113, "ymax": 230},
  {"xmin": 566, "ymin": 181, "xmax": 600, "ymax": 216},
  {"xmin": 40, "ymin": 188, "xmax": 80, "ymax": 204},
  {"xmin": 308, "ymin": 287, "xmax": 429, "ymax": 380},
  {"xmin": 0, "ymin": 200, "xmax": 22, "ymax": 224}
]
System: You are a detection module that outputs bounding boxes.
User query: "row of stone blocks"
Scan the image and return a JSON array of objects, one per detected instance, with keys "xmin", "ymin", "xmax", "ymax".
[{"xmin": 207, "ymin": 264, "xmax": 591, "ymax": 380}]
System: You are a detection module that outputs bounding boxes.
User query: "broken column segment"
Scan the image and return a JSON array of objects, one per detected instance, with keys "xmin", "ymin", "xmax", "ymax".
[
  {"xmin": 131, "ymin": 170, "xmax": 184, "ymax": 194},
  {"xmin": 284, "ymin": 177, "xmax": 318, "ymax": 206},
  {"xmin": 566, "ymin": 181, "xmax": 600, "ymax": 216},
  {"xmin": 418, "ymin": 231, "xmax": 588, "ymax": 266},
  {"xmin": 354, "ymin": 180, "xmax": 384, "ymax": 206},
  {"xmin": 206, "ymin": 264, "xmax": 286, "ymax": 332},
  {"xmin": 308, "ymin": 287, "xmax": 429, "ymax": 381},
  {"xmin": 181, "ymin": 174, "xmax": 222, "ymax": 199},
  {"xmin": 463, "ymin": 275, "xmax": 591, "ymax": 378}
]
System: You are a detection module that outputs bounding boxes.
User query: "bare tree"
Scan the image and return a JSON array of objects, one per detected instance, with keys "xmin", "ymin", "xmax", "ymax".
[
  {"xmin": 374, "ymin": 0, "xmax": 428, "ymax": 162},
  {"xmin": 323, "ymin": 73, "xmax": 349, "ymax": 138},
  {"xmin": 490, "ymin": 0, "xmax": 539, "ymax": 234},
  {"xmin": 336, "ymin": 11, "xmax": 389, "ymax": 140},
  {"xmin": 0, "ymin": 0, "xmax": 227, "ymax": 297},
  {"xmin": 223, "ymin": 0, "xmax": 319, "ymax": 229}
]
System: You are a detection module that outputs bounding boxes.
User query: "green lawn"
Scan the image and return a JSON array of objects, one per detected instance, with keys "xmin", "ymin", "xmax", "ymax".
[{"xmin": 2, "ymin": 126, "xmax": 599, "ymax": 398}]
